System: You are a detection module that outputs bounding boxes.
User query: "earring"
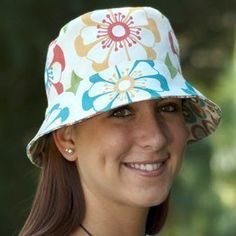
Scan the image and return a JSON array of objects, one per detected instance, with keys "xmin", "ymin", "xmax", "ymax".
[{"xmin": 65, "ymin": 148, "xmax": 74, "ymax": 154}]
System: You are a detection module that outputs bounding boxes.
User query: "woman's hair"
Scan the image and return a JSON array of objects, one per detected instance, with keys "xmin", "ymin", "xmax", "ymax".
[{"xmin": 19, "ymin": 135, "xmax": 169, "ymax": 236}]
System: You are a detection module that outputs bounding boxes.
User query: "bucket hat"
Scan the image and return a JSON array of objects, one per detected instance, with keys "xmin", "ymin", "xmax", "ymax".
[{"xmin": 27, "ymin": 6, "xmax": 221, "ymax": 166}]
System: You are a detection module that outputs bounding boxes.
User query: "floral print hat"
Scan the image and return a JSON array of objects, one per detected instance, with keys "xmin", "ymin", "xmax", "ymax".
[{"xmin": 27, "ymin": 6, "xmax": 221, "ymax": 166}]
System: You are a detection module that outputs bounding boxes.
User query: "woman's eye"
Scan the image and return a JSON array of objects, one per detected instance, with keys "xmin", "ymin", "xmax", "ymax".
[
  {"xmin": 158, "ymin": 103, "xmax": 181, "ymax": 113},
  {"xmin": 111, "ymin": 107, "xmax": 133, "ymax": 118}
]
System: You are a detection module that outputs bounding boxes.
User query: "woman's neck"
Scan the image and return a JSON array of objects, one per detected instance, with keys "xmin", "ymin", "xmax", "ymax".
[{"xmin": 72, "ymin": 189, "xmax": 149, "ymax": 236}]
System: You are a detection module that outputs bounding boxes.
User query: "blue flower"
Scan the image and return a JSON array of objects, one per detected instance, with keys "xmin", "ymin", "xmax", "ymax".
[{"xmin": 82, "ymin": 60, "xmax": 170, "ymax": 112}]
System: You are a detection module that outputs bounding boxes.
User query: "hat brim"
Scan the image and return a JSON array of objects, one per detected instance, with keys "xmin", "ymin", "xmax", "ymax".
[{"xmin": 27, "ymin": 60, "xmax": 221, "ymax": 166}]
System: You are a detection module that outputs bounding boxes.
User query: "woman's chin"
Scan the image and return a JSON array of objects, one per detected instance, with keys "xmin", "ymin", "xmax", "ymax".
[{"xmin": 127, "ymin": 191, "xmax": 170, "ymax": 209}]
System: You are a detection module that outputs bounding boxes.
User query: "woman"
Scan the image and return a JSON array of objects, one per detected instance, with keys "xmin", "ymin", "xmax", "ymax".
[{"xmin": 19, "ymin": 6, "xmax": 221, "ymax": 236}]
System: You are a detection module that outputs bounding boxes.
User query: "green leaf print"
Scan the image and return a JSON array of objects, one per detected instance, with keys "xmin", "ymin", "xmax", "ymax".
[
  {"xmin": 165, "ymin": 53, "xmax": 177, "ymax": 79},
  {"xmin": 66, "ymin": 70, "xmax": 83, "ymax": 95}
]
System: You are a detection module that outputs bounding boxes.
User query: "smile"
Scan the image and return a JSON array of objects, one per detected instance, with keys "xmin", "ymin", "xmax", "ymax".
[
  {"xmin": 123, "ymin": 157, "xmax": 169, "ymax": 176},
  {"xmin": 125, "ymin": 162, "xmax": 163, "ymax": 172}
]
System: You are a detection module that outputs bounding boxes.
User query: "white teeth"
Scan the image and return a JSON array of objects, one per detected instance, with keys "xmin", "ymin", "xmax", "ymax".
[
  {"xmin": 146, "ymin": 164, "xmax": 153, "ymax": 171},
  {"xmin": 125, "ymin": 162, "xmax": 163, "ymax": 171},
  {"xmin": 140, "ymin": 164, "xmax": 145, "ymax": 170}
]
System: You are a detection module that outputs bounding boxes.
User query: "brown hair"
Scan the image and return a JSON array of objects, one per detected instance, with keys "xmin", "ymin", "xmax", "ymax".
[{"xmin": 19, "ymin": 135, "xmax": 169, "ymax": 236}]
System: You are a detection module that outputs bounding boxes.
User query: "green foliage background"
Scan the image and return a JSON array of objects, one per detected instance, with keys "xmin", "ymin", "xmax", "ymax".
[{"xmin": 0, "ymin": 0, "xmax": 235, "ymax": 235}]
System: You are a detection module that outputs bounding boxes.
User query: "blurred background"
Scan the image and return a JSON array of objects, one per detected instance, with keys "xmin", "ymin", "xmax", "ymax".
[{"xmin": 0, "ymin": 0, "xmax": 235, "ymax": 235}]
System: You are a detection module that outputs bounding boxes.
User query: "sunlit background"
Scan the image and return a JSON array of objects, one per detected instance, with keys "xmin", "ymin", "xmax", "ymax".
[{"xmin": 0, "ymin": 0, "xmax": 235, "ymax": 235}]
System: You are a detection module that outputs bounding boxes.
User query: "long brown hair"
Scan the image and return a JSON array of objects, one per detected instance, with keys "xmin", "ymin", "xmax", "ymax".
[{"xmin": 19, "ymin": 135, "xmax": 169, "ymax": 236}]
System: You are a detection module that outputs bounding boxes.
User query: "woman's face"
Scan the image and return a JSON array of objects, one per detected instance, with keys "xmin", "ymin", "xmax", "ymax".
[{"xmin": 72, "ymin": 98, "xmax": 189, "ymax": 208}]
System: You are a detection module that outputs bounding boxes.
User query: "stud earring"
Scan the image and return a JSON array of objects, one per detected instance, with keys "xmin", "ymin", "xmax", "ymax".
[{"xmin": 65, "ymin": 148, "xmax": 74, "ymax": 154}]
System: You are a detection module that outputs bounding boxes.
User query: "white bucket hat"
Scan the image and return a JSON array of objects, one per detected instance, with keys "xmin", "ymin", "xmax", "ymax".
[{"xmin": 27, "ymin": 6, "xmax": 221, "ymax": 166}]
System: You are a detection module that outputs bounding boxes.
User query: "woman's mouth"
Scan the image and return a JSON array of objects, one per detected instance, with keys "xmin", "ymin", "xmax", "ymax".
[
  {"xmin": 123, "ymin": 158, "xmax": 169, "ymax": 177},
  {"xmin": 124, "ymin": 162, "xmax": 163, "ymax": 171}
]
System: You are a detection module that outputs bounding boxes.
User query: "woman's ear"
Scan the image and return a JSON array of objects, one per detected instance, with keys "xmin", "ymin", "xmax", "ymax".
[{"xmin": 52, "ymin": 126, "xmax": 77, "ymax": 161}]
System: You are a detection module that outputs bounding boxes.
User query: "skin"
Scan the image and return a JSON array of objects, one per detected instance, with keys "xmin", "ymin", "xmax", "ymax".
[{"xmin": 54, "ymin": 98, "xmax": 189, "ymax": 236}]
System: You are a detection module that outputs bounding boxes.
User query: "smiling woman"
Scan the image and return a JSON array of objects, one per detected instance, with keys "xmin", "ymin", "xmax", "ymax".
[
  {"xmin": 63, "ymin": 99, "xmax": 188, "ymax": 208},
  {"xmin": 19, "ymin": 6, "xmax": 221, "ymax": 236}
]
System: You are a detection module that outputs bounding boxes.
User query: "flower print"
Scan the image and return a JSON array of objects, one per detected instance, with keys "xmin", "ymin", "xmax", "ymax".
[
  {"xmin": 182, "ymin": 81, "xmax": 199, "ymax": 96},
  {"xmin": 75, "ymin": 8, "xmax": 161, "ymax": 71},
  {"xmin": 82, "ymin": 60, "xmax": 169, "ymax": 112},
  {"xmin": 183, "ymin": 98, "xmax": 206, "ymax": 124},
  {"xmin": 190, "ymin": 123, "xmax": 209, "ymax": 140},
  {"xmin": 169, "ymin": 31, "xmax": 179, "ymax": 56},
  {"xmin": 44, "ymin": 103, "xmax": 69, "ymax": 129},
  {"xmin": 45, "ymin": 43, "xmax": 65, "ymax": 95},
  {"xmin": 168, "ymin": 30, "xmax": 182, "ymax": 74}
]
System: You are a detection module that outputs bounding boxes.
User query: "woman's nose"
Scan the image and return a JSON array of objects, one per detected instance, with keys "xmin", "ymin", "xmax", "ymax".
[{"xmin": 135, "ymin": 111, "xmax": 169, "ymax": 151}]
